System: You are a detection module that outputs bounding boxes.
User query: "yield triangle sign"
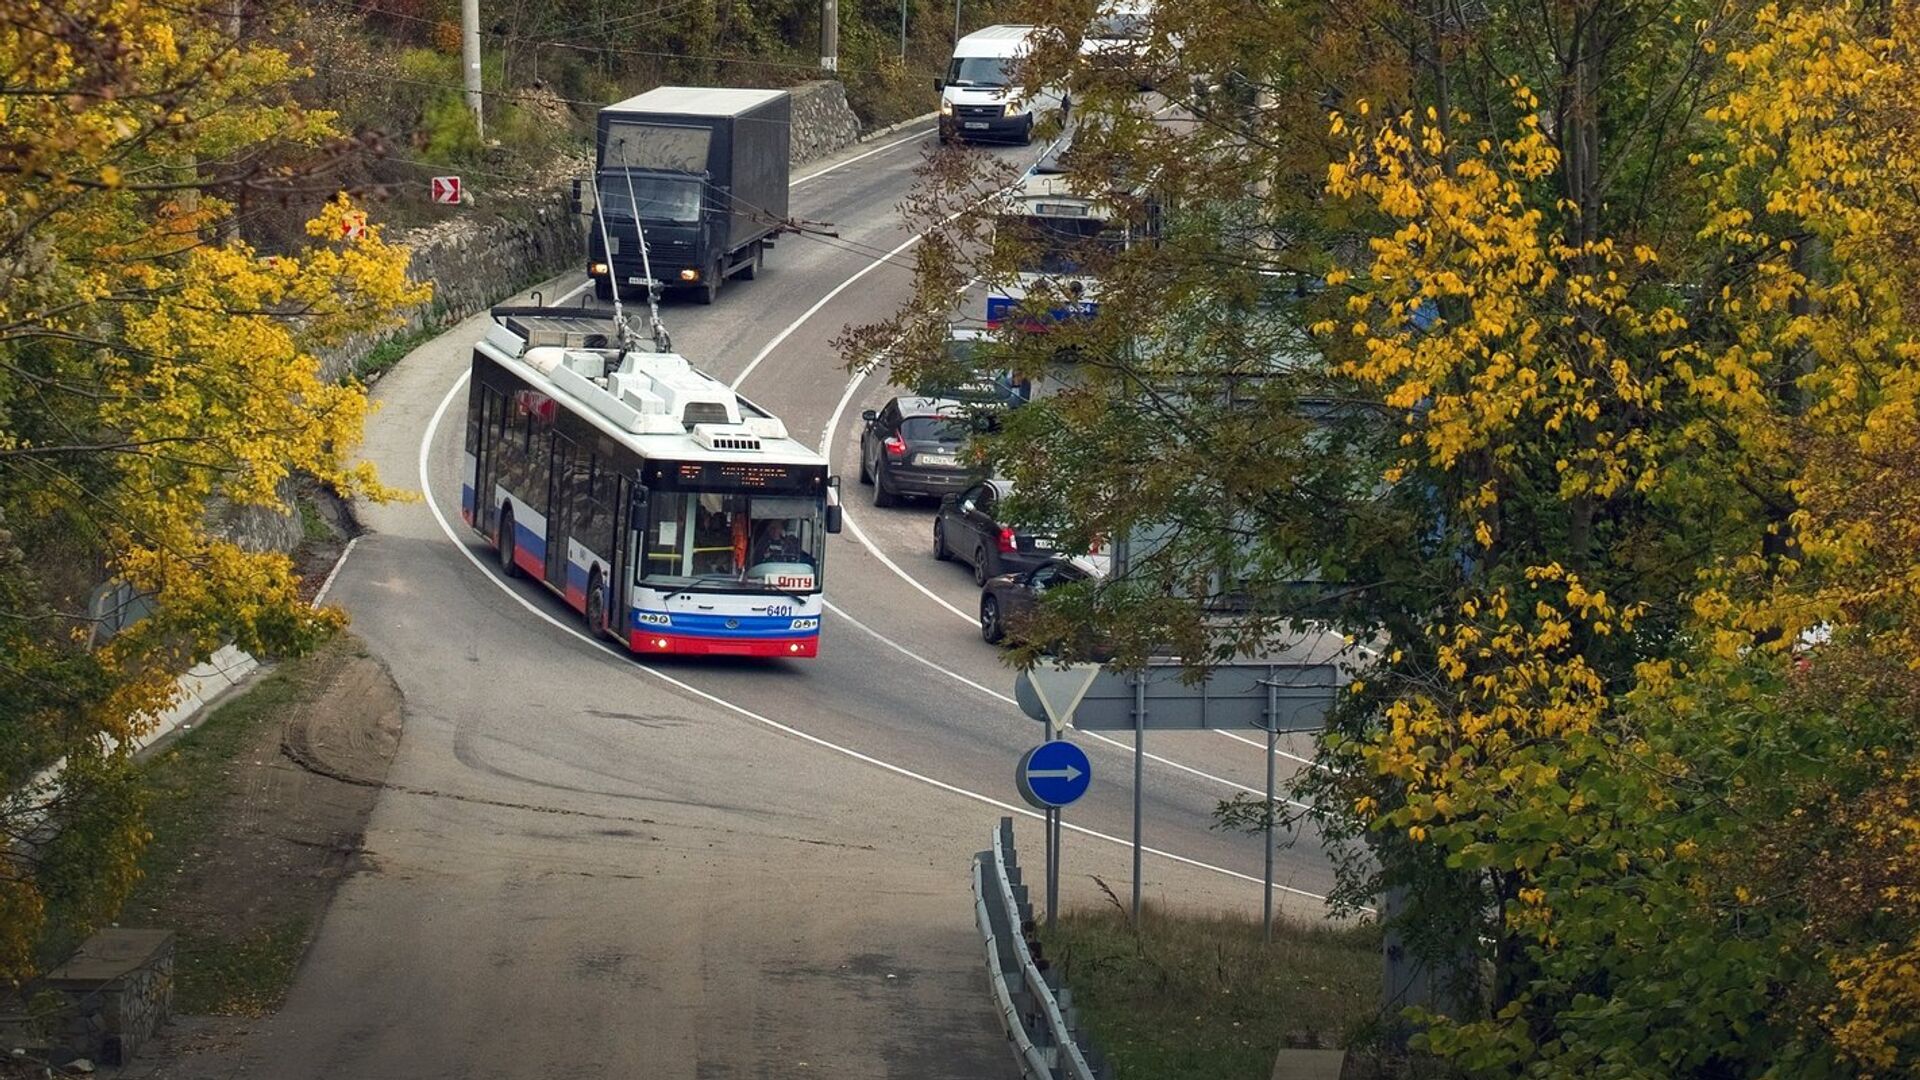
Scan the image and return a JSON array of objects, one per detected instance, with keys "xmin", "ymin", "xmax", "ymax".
[{"xmin": 1026, "ymin": 663, "xmax": 1102, "ymax": 736}]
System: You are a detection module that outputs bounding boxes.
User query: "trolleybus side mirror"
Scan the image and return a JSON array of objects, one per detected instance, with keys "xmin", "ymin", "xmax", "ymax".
[
  {"xmin": 825, "ymin": 476, "xmax": 843, "ymax": 534},
  {"xmin": 826, "ymin": 505, "xmax": 843, "ymax": 535}
]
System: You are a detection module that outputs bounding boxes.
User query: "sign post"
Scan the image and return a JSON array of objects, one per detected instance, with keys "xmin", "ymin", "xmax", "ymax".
[
  {"xmin": 1016, "ymin": 649, "xmax": 1350, "ymax": 933},
  {"xmin": 1131, "ymin": 672, "xmax": 1145, "ymax": 922},
  {"xmin": 1016, "ymin": 739, "xmax": 1091, "ymax": 931}
]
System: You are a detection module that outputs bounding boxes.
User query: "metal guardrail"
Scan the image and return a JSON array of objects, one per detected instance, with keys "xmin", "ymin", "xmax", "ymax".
[{"xmin": 972, "ymin": 817, "xmax": 1108, "ymax": 1080}]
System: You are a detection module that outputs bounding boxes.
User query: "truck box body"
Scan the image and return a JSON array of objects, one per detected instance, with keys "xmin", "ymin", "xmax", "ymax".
[{"xmin": 590, "ymin": 87, "xmax": 791, "ymax": 298}]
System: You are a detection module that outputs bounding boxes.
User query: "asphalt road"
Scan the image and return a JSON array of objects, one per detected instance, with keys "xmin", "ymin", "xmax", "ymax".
[{"xmin": 181, "ymin": 126, "xmax": 1344, "ymax": 1079}]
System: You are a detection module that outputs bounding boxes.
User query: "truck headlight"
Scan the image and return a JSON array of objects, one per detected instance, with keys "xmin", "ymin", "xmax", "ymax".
[
  {"xmin": 939, "ymin": 99, "xmax": 953, "ymax": 116},
  {"xmin": 590, "ymin": 262, "xmax": 609, "ymax": 275},
  {"xmin": 679, "ymin": 268, "xmax": 700, "ymax": 282}
]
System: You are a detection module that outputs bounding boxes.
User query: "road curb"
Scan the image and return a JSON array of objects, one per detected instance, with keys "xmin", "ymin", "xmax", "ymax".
[{"xmin": 862, "ymin": 111, "xmax": 939, "ymax": 141}]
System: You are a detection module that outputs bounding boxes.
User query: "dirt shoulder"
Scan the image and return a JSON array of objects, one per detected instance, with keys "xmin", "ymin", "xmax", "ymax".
[{"xmin": 107, "ymin": 634, "xmax": 403, "ymax": 1074}]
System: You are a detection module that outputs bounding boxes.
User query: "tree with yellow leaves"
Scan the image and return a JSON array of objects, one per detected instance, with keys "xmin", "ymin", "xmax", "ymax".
[
  {"xmin": 858, "ymin": 0, "xmax": 1920, "ymax": 1073},
  {"xmin": 0, "ymin": 0, "xmax": 426, "ymax": 985}
]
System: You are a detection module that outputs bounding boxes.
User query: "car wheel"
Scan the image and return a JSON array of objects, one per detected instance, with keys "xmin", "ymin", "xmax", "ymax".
[
  {"xmin": 497, "ymin": 506, "xmax": 521, "ymax": 578},
  {"xmin": 934, "ymin": 519, "xmax": 951, "ymax": 561},
  {"xmin": 872, "ymin": 468, "xmax": 898, "ymax": 508},
  {"xmin": 585, "ymin": 567, "xmax": 607, "ymax": 636},
  {"xmin": 972, "ymin": 545, "xmax": 990, "ymax": 586},
  {"xmin": 980, "ymin": 594, "xmax": 1004, "ymax": 644},
  {"xmin": 1020, "ymin": 116, "xmax": 1035, "ymax": 146}
]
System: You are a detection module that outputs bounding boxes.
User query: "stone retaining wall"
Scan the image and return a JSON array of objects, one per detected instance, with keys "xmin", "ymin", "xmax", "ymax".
[
  {"xmin": 315, "ymin": 79, "xmax": 865, "ymax": 385},
  {"xmin": 789, "ymin": 80, "xmax": 864, "ymax": 165}
]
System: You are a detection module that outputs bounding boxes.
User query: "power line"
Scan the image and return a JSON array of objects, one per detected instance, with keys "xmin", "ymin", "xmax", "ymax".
[{"xmin": 351, "ymin": 3, "xmax": 942, "ymax": 80}]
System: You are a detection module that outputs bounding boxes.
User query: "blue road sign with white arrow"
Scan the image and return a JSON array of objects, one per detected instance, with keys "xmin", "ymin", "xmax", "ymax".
[{"xmin": 1017, "ymin": 740, "xmax": 1092, "ymax": 809}]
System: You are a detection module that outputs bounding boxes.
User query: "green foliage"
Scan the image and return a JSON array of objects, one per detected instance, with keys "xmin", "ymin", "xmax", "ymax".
[
  {"xmin": 421, "ymin": 93, "xmax": 484, "ymax": 160},
  {"xmin": 1041, "ymin": 903, "xmax": 1382, "ymax": 1078}
]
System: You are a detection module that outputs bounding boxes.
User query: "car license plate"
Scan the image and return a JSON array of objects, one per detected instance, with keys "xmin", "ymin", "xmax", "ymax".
[
  {"xmin": 1032, "ymin": 537, "xmax": 1053, "ymax": 550},
  {"xmin": 964, "ymin": 121, "xmax": 989, "ymax": 130},
  {"xmin": 918, "ymin": 453, "xmax": 957, "ymax": 468}
]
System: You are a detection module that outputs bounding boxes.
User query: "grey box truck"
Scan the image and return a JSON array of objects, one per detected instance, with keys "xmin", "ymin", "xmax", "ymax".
[{"xmin": 583, "ymin": 86, "xmax": 790, "ymax": 305}]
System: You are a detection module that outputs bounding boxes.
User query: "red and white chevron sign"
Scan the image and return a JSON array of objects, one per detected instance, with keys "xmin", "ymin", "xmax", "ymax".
[{"xmin": 431, "ymin": 175, "xmax": 462, "ymax": 205}]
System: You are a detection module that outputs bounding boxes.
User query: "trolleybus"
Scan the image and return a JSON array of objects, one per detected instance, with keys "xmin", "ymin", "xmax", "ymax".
[
  {"xmin": 985, "ymin": 135, "xmax": 1158, "ymax": 330},
  {"xmin": 462, "ymin": 305, "xmax": 842, "ymax": 658}
]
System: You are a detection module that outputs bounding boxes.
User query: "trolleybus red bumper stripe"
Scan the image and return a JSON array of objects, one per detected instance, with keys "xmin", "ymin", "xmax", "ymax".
[{"xmin": 626, "ymin": 632, "xmax": 819, "ymax": 658}]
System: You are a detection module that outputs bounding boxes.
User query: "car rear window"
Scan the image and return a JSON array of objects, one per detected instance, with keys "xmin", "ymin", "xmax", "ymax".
[{"xmin": 901, "ymin": 416, "xmax": 967, "ymax": 443}]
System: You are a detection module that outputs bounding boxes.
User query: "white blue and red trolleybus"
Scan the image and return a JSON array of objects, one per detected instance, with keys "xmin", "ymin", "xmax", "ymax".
[{"xmin": 462, "ymin": 305, "xmax": 842, "ymax": 657}]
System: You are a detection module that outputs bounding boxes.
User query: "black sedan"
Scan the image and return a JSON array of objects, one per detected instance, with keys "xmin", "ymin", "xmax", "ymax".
[
  {"xmin": 935, "ymin": 479, "xmax": 1057, "ymax": 586},
  {"xmin": 978, "ymin": 555, "xmax": 1108, "ymax": 645}
]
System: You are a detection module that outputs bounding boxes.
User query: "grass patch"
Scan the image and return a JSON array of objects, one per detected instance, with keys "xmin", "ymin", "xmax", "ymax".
[
  {"xmin": 1039, "ymin": 902, "xmax": 1382, "ymax": 1080},
  {"xmin": 171, "ymin": 918, "xmax": 312, "ymax": 1016},
  {"xmin": 123, "ymin": 652, "xmax": 329, "ymax": 1016},
  {"xmin": 351, "ymin": 321, "xmax": 440, "ymax": 382},
  {"xmin": 296, "ymin": 494, "xmax": 335, "ymax": 546}
]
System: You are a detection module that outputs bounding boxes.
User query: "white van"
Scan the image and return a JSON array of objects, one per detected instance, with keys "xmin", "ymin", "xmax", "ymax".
[{"xmin": 936, "ymin": 25, "xmax": 1068, "ymax": 146}]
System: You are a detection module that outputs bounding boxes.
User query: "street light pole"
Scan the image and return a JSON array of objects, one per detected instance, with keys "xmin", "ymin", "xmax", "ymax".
[
  {"xmin": 461, "ymin": 0, "xmax": 483, "ymax": 139},
  {"xmin": 821, "ymin": 0, "xmax": 839, "ymax": 71}
]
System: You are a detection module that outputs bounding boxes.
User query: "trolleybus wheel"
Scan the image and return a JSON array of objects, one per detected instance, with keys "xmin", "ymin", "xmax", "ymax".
[
  {"xmin": 585, "ymin": 567, "xmax": 607, "ymax": 637},
  {"xmin": 497, "ymin": 506, "xmax": 521, "ymax": 579}
]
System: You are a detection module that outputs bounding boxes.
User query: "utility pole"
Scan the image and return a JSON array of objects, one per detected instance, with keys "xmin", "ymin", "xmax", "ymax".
[
  {"xmin": 900, "ymin": 0, "xmax": 907, "ymax": 60},
  {"xmin": 462, "ymin": 0, "xmax": 484, "ymax": 140},
  {"xmin": 821, "ymin": 0, "xmax": 839, "ymax": 72},
  {"xmin": 953, "ymin": 0, "xmax": 962, "ymax": 43}
]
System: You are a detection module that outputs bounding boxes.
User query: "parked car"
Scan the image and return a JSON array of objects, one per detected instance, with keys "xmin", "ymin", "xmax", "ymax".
[
  {"xmin": 859, "ymin": 396, "xmax": 975, "ymax": 506},
  {"xmin": 934, "ymin": 479, "xmax": 1056, "ymax": 585},
  {"xmin": 979, "ymin": 554, "xmax": 1109, "ymax": 645}
]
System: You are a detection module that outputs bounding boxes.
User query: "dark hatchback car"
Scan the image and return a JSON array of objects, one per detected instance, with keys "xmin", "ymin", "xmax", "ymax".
[
  {"xmin": 859, "ymin": 396, "xmax": 975, "ymax": 506},
  {"xmin": 935, "ymin": 479, "xmax": 1057, "ymax": 585},
  {"xmin": 979, "ymin": 554, "xmax": 1109, "ymax": 645}
]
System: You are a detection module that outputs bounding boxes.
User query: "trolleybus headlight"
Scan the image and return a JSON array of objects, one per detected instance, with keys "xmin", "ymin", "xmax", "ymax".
[
  {"xmin": 789, "ymin": 643, "xmax": 802, "ymax": 653},
  {"xmin": 679, "ymin": 268, "xmax": 700, "ymax": 282}
]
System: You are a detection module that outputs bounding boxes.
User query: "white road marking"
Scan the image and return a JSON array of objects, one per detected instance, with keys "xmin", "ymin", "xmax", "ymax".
[
  {"xmin": 793, "ymin": 127, "xmax": 934, "ymax": 186},
  {"xmin": 729, "ymin": 230, "xmax": 924, "ymax": 391},
  {"xmin": 312, "ymin": 535, "xmax": 362, "ymax": 607},
  {"xmin": 416, "ymin": 368, "xmax": 1328, "ymax": 901},
  {"xmin": 823, "ymin": 599, "xmax": 1313, "ymax": 810}
]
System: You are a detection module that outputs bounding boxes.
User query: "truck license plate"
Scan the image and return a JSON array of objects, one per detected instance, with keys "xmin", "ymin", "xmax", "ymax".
[{"xmin": 964, "ymin": 121, "xmax": 989, "ymax": 130}]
